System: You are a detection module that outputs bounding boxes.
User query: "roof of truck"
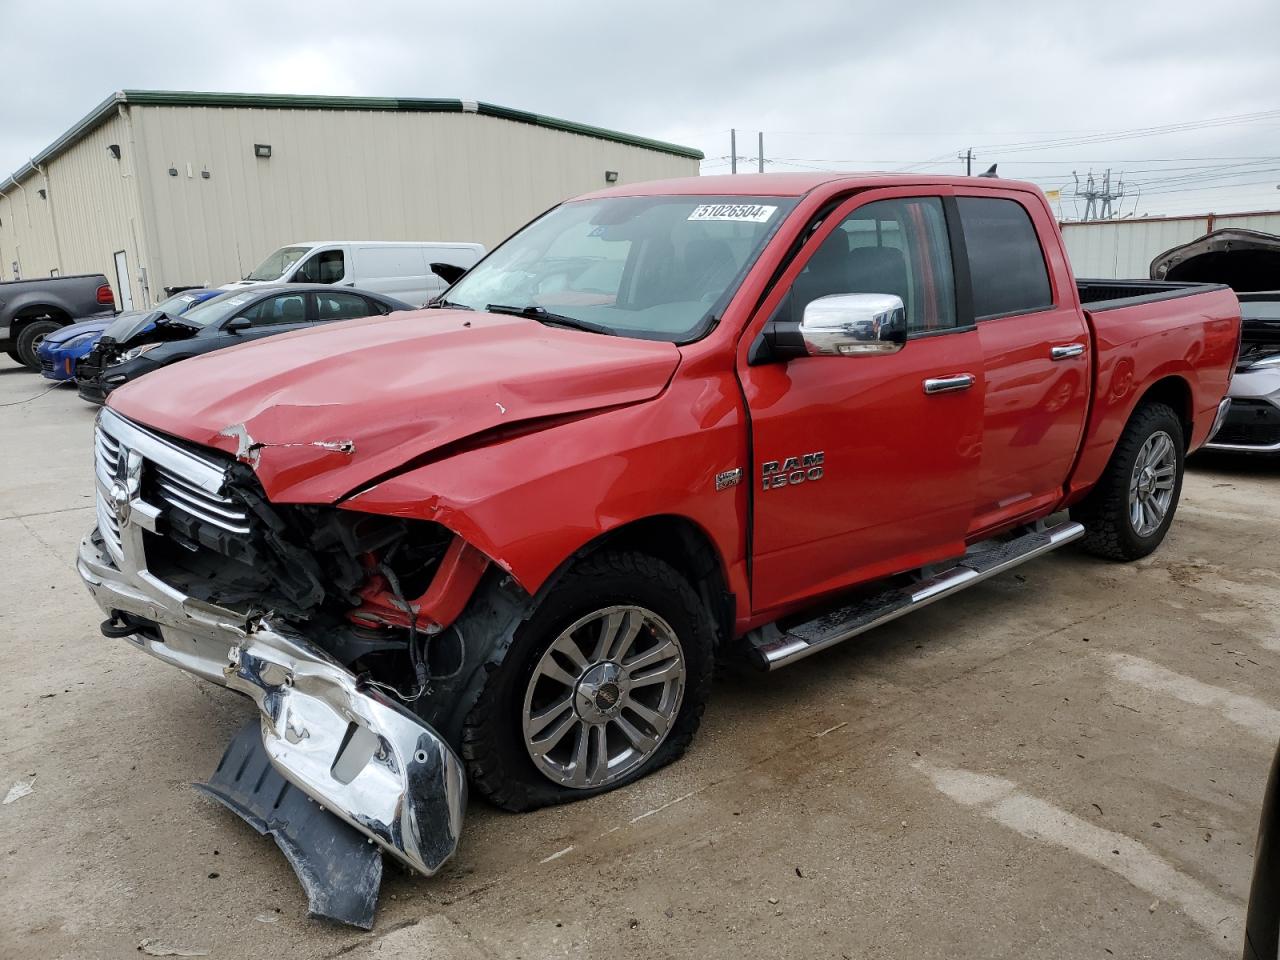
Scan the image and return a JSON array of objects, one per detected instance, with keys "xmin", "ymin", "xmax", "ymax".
[{"xmin": 578, "ymin": 172, "xmax": 1044, "ymax": 199}]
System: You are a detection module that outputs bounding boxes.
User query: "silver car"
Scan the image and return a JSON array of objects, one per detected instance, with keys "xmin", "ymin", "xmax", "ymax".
[{"xmin": 1206, "ymin": 293, "xmax": 1280, "ymax": 455}]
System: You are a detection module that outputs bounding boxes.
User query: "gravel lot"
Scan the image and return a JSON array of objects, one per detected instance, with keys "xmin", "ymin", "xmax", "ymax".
[{"xmin": 1, "ymin": 356, "xmax": 1277, "ymax": 959}]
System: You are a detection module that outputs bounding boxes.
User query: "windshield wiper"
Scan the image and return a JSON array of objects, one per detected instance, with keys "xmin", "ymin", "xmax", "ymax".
[{"xmin": 486, "ymin": 303, "xmax": 614, "ymax": 336}]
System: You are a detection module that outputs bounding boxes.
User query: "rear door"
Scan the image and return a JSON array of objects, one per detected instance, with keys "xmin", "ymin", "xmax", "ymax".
[
  {"xmin": 739, "ymin": 189, "xmax": 984, "ymax": 613},
  {"xmin": 955, "ymin": 192, "xmax": 1091, "ymax": 534}
]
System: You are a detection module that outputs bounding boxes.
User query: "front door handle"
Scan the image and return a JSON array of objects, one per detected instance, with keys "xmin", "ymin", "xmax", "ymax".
[
  {"xmin": 923, "ymin": 373, "xmax": 976, "ymax": 395},
  {"xmin": 1051, "ymin": 343, "xmax": 1085, "ymax": 360}
]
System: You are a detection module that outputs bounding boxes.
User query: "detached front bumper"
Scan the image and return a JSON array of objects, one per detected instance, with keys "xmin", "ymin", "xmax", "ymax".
[{"xmin": 77, "ymin": 531, "xmax": 466, "ymax": 877}]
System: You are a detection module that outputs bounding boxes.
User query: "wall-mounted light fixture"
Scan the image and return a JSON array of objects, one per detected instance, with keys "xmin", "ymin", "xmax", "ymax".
[
  {"xmin": 37, "ymin": 188, "xmax": 47, "ymax": 200},
  {"xmin": 201, "ymin": 169, "xmax": 210, "ymax": 179},
  {"xmin": 107, "ymin": 144, "xmax": 121, "ymax": 160},
  {"xmin": 168, "ymin": 166, "xmax": 178, "ymax": 177},
  {"xmin": 254, "ymin": 143, "xmax": 272, "ymax": 159},
  {"xmin": 604, "ymin": 170, "xmax": 619, "ymax": 183}
]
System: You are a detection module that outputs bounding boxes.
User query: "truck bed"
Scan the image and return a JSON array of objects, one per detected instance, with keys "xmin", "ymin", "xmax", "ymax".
[
  {"xmin": 1065, "ymin": 281, "xmax": 1240, "ymax": 501},
  {"xmin": 1076, "ymin": 278, "xmax": 1229, "ymax": 311}
]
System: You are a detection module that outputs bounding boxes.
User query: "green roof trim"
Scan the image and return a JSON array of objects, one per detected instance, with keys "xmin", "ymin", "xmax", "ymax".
[{"xmin": 1, "ymin": 89, "xmax": 701, "ymax": 190}]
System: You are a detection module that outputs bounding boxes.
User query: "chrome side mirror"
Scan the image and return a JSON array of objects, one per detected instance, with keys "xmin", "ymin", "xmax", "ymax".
[{"xmin": 799, "ymin": 293, "xmax": 907, "ymax": 357}]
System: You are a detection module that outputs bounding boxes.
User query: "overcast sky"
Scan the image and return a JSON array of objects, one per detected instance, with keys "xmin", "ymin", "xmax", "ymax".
[{"xmin": 5, "ymin": 0, "xmax": 1279, "ymax": 219}]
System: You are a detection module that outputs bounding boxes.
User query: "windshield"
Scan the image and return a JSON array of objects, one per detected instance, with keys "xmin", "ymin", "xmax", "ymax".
[
  {"xmin": 246, "ymin": 245, "xmax": 310, "ymax": 281},
  {"xmin": 443, "ymin": 195, "xmax": 795, "ymax": 342},
  {"xmin": 174, "ymin": 291, "xmax": 263, "ymax": 329},
  {"xmin": 155, "ymin": 290, "xmax": 207, "ymax": 315}
]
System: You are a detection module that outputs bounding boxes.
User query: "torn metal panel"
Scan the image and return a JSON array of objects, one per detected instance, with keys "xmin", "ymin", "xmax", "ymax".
[
  {"xmin": 219, "ymin": 422, "xmax": 355, "ymax": 467},
  {"xmin": 196, "ymin": 721, "xmax": 383, "ymax": 929}
]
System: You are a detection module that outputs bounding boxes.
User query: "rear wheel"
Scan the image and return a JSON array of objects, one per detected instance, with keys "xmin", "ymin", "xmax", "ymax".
[
  {"xmin": 461, "ymin": 551, "xmax": 714, "ymax": 812},
  {"xmin": 15, "ymin": 319, "xmax": 63, "ymax": 370},
  {"xmin": 1072, "ymin": 402, "xmax": 1185, "ymax": 561}
]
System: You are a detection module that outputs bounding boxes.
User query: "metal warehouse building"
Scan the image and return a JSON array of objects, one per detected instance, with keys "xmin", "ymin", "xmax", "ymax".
[
  {"xmin": 0, "ymin": 90, "xmax": 702, "ymax": 309},
  {"xmin": 1061, "ymin": 209, "xmax": 1280, "ymax": 279}
]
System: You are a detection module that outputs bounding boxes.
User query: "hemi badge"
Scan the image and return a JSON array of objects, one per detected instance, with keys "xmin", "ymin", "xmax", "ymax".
[{"xmin": 715, "ymin": 468, "xmax": 742, "ymax": 491}]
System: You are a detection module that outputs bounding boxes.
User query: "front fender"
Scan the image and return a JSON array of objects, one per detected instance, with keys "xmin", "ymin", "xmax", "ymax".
[{"xmin": 340, "ymin": 371, "xmax": 751, "ymax": 614}]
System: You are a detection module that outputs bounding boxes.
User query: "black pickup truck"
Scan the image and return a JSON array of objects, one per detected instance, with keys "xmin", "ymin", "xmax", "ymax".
[{"xmin": 0, "ymin": 273, "xmax": 116, "ymax": 370}]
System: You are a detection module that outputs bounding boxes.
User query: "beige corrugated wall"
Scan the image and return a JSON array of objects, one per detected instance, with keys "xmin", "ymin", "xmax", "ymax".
[
  {"xmin": 131, "ymin": 105, "xmax": 699, "ymax": 292},
  {"xmin": 1061, "ymin": 212, "xmax": 1280, "ymax": 279},
  {"xmin": 0, "ymin": 110, "xmax": 150, "ymax": 308},
  {"xmin": 0, "ymin": 172, "xmax": 61, "ymax": 284}
]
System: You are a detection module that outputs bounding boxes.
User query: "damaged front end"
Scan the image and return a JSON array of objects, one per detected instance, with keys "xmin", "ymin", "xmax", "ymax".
[{"xmin": 77, "ymin": 408, "xmax": 484, "ymax": 924}]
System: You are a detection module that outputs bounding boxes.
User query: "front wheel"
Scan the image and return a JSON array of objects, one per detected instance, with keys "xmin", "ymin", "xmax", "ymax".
[
  {"xmin": 15, "ymin": 319, "xmax": 62, "ymax": 370},
  {"xmin": 1072, "ymin": 402, "xmax": 1185, "ymax": 561},
  {"xmin": 461, "ymin": 551, "xmax": 714, "ymax": 812}
]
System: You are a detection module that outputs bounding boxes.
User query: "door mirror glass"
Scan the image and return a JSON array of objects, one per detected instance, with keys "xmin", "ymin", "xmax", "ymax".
[{"xmin": 799, "ymin": 293, "xmax": 907, "ymax": 356}]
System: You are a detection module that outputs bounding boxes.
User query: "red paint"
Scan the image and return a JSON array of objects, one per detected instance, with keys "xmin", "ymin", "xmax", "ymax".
[
  {"xmin": 351, "ymin": 537, "xmax": 489, "ymax": 631},
  {"xmin": 107, "ymin": 173, "xmax": 1241, "ymax": 638}
]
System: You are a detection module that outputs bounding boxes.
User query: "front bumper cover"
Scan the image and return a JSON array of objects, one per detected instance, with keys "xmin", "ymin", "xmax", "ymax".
[{"xmin": 77, "ymin": 531, "xmax": 466, "ymax": 878}]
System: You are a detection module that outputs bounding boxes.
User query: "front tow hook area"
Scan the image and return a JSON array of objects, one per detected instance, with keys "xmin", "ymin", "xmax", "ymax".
[{"xmin": 202, "ymin": 621, "xmax": 467, "ymax": 927}]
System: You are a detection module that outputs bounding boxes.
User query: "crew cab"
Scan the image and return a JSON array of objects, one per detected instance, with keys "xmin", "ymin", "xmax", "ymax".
[{"xmin": 76, "ymin": 173, "xmax": 1240, "ymax": 925}]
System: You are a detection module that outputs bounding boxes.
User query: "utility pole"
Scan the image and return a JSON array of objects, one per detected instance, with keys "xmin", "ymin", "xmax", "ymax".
[
  {"xmin": 959, "ymin": 147, "xmax": 974, "ymax": 176},
  {"xmin": 730, "ymin": 129, "xmax": 737, "ymax": 175},
  {"xmin": 758, "ymin": 132, "xmax": 764, "ymax": 173}
]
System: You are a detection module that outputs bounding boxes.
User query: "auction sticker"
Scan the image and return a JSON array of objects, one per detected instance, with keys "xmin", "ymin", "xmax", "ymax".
[{"xmin": 687, "ymin": 203, "xmax": 777, "ymax": 223}]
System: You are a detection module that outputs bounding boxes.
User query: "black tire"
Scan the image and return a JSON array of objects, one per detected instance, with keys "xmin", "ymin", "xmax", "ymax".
[
  {"xmin": 461, "ymin": 551, "xmax": 715, "ymax": 812},
  {"xmin": 1071, "ymin": 402, "xmax": 1185, "ymax": 561},
  {"xmin": 14, "ymin": 319, "xmax": 63, "ymax": 371}
]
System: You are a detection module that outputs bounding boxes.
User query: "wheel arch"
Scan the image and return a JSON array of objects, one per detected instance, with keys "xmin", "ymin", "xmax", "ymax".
[
  {"xmin": 12, "ymin": 304, "xmax": 72, "ymax": 332},
  {"xmin": 557, "ymin": 514, "xmax": 735, "ymax": 650},
  {"xmin": 1135, "ymin": 374, "xmax": 1194, "ymax": 449}
]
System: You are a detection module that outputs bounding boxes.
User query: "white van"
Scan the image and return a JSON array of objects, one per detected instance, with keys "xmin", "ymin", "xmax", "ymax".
[{"xmin": 222, "ymin": 241, "xmax": 486, "ymax": 306}]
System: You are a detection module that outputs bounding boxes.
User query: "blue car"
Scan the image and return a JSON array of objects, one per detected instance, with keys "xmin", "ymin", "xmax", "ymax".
[{"xmin": 38, "ymin": 288, "xmax": 220, "ymax": 380}]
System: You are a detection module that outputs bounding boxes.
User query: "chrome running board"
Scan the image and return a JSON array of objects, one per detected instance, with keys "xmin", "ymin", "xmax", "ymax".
[{"xmin": 747, "ymin": 519, "xmax": 1085, "ymax": 670}]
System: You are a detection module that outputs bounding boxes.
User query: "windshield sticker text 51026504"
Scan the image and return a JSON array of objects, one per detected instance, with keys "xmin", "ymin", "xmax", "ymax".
[{"xmin": 687, "ymin": 204, "xmax": 777, "ymax": 223}]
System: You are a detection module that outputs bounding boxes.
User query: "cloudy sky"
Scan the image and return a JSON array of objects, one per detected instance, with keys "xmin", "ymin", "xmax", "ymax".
[{"xmin": 5, "ymin": 0, "xmax": 1279, "ymax": 219}]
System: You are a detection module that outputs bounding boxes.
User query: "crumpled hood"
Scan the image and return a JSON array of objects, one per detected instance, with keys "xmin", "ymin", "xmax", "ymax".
[
  {"xmin": 107, "ymin": 311, "xmax": 681, "ymax": 503},
  {"xmin": 43, "ymin": 317, "xmax": 114, "ymax": 346},
  {"xmin": 101, "ymin": 309, "xmax": 167, "ymax": 345}
]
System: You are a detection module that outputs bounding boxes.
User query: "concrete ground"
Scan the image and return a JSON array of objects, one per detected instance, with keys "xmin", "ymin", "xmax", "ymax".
[{"xmin": 1, "ymin": 355, "xmax": 1277, "ymax": 960}]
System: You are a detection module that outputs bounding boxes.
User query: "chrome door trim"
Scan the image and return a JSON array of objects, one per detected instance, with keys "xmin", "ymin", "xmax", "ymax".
[{"xmin": 1051, "ymin": 343, "xmax": 1086, "ymax": 360}]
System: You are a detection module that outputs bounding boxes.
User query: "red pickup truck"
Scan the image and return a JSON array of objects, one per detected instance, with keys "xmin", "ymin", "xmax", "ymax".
[{"xmin": 78, "ymin": 173, "xmax": 1239, "ymax": 922}]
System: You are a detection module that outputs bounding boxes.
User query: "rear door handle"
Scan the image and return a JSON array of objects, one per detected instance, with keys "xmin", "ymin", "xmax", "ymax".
[
  {"xmin": 1051, "ymin": 343, "xmax": 1085, "ymax": 360},
  {"xmin": 923, "ymin": 373, "xmax": 976, "ymax": 395}
]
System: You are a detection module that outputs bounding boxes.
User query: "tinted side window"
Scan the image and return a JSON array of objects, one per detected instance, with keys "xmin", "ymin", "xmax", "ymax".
[
  {"xmin": 241, "ymin": 293, "xmax": 308, "ymax": 326},
  {"xmin": 956, "ymin": 197, "xmax": 1052, "ymax": 318},
  {"xmin": 294, "ymin": 249, "xmax": 345, "ymax": 284},
  {"xmin": 791, "ymin": 197, "xmax": 957, "ymax": 333},
  {"xmin": 317, "ymin": 292, "xmax": 378, "ymax": 320}
]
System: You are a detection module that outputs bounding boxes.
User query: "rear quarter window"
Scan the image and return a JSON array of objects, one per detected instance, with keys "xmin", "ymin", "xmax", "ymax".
[{"xmin": 957, "ymin": 196, "xmax": 1052, "ymax": 319}]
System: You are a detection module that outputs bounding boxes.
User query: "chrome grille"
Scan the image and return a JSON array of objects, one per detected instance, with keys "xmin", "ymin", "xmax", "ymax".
[
  {"xmin": 152, "ymin": 462, "xmax": 252, "ymax": 534},
  {"xmin": 93, "ymin": 409, "xmax": 254, "ymax": 562},
  {"xmin": 93, "ymin": 424, "xmax": 124, "ymax": 562}
]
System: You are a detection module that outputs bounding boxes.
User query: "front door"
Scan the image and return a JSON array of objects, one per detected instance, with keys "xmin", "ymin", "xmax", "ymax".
[
  {"xmin": 952, "ymin": 193, "xmax": 1091, "ymax": 534},
  {"xmin": 113, "ymin": 250, "xmax": 134, "ymax": 311},
  {"xmin": 739, "ymin": 190, "xmax": 984, "ymax": 614}
]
